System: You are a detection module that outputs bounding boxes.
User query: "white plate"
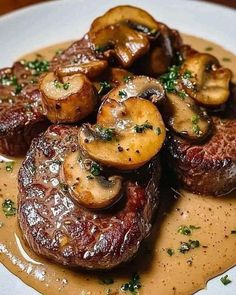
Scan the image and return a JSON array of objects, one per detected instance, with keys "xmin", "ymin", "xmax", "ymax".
[{"xmin": 0, "ymin": 0, "xmax": 235, "ymax": 294}]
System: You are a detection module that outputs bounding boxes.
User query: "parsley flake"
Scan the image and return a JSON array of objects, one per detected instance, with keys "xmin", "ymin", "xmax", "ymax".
[{"xmin": 2, "ymin": 199, "xmax": 17, "ymax": 217}]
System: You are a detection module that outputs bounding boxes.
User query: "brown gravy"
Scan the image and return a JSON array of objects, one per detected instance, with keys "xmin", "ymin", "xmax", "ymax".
[{"xmin": 0, "ymin": 34, "xmax": 235, "ymax": 295}]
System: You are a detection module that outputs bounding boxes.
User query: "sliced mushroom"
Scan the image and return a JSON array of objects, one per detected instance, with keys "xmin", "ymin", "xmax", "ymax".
[
  {"xmin": 104, "ymin": 75, "xmax": 165, "ymax": 104},
  {"xmin": 40, "ymin": 72, "xmax": 97, "ymax": 123},
  {"xmin": 63, "ymin": 150, "xmax": 122, "ymax": 209},
  {"xmin": 162, "ymin": 92, "xmax": 211, "ymax": 141},
  {"xmin": 180, "ymin": 53, "xmax": 232, "ymax": 106},
  {"xmin": 90, "ymin": 5, "xmax": 159, "ymax": 37},
  {"xmin": 56, "ymin": 60, "xmax": 108, "ymax": 79},
  {"xmin": 90, "ymin": 23, "xmax": 150, "ymax": 68},
  {"xmin": 93, "ymin": 68, "xmax": 134, "ymax": 95},
  {"xmin": 79, "ymin": 97, "xmax": 166, "ymax": 170}
]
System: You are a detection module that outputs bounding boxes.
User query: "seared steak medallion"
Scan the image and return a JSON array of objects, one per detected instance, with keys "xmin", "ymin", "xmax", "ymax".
[
  {"xmin": 18, "ymin": 125, "xmax": 160, "ymax": 269},
  {"xmin": 0, "ymin": 61, "xmax": 49, "ymax": 156},
  {"xmin": 168, "ymin": 116, "xmax": 236, "ymax": 196}
]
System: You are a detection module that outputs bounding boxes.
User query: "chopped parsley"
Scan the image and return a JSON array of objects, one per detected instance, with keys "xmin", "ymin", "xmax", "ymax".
[
  {"xmin": 123, "ymin": 75, "xmax": 132, "ymax": 83},
  {"xmin": 24, "ymin": 59, "xmax": 49, "ymax": 76},
  {"xmin": 167, "ymin": 248, "xmax": 174, "ymax": 256},
  {"xmin": 121, "ymin": 273, "xmax": 141, "ymax": 294},
  {"xmin": 155, "ymin": 127, "xmax": 161, "ymax": 135},
  {"xmin": 54, "ymin": 80, "xmax": 70, "ymax": 90},
  {"xmin": 119, "ymin": 90, "xmax": 128, "ymax": 99},
  {"xmin": 178, "ymin": 225, "xmax": 201, "ymax": 236},
  {"xmin": 90, "ymin": 162, "xmax": 102, "ymax": 176},
  {"xmin": 191, "ymin": 115, "xmax": 201, "ymax": 135},
  {"xmin": 183, "ymin": 70, "xmax": 192, "ymax": 79},
  {"xmin": 95, "ymin": 125, "xmax": 116, "ymax": 141},
  {"xmin": 220, "ymin": 275, "xmax": 232, "ymax": 285},
  {"xmin": 178, "ymin": 240, "xmax": 200, "ymax": 253},
  {"xmin": 2, "ymin": 199, "xmax": 17, "ymax": 217},
  {"xmin": 205, "ymin": 47, "xmax": 213, "ymax": 51},
  {"xmin": 55, "ymin": 49, "xmax": 63, "ymax": 55},
  {"xmin": 5, "ymin": 161, "xmax": 15, "ymax": 172},
  {"xmin": 94, "ymin": 44, "xmax": 112, "ymax": 52},
  {"xmin": 222, "ymin": 57, "xmax": 231, "ymax": 62},
  {"xmin": 160, "ymin": 65, "xmax": 180, "ymax": 93},
  {"xmin": 134, "ymin": 121, "xmax": 153, "ymax": 133},
  {"xmin": 98, "ymin": 81, "xmax": 112, "ymax": 95},
  {"xmin": 0, "ymin": 75, "xmax": 22, "ymax": 95}
]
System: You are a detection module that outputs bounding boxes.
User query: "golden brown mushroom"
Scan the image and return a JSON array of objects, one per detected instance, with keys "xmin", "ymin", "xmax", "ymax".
[
  {"xmin": 40, "ymin": 72, "xmax": 97, "ymax": 123},
  {"xmin": 181, "ymin": 53, "xmax": 232, "ymax": 106},
  {"xmin": 63, "ymin": 150, "xmax": 122, "ymax": 209},
  {"xmin": 79, "ymin": 97, "xmax": 166, "ymax": 170}
]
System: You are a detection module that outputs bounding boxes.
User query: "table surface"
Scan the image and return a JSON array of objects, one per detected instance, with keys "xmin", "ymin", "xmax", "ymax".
[{"xmin": 0, "ymin": 0, "xmax": 235, "ymax": 15}]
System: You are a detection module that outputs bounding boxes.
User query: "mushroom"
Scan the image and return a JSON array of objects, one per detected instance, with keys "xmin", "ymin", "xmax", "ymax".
[
  {"xmin": 180, "ymin": 53, "xmax": 232, "ymax": 106},
  {"xmin": 63, "ymin": 150, "xmax": 122, "ymax": 209},
  {"xmin": 162, "ymin": 92, "xmax": 211, "ymax": 141},
  {"xmin": 90, "ymin": 5, "xmax": 159, "ymax": 37},
  {"xmin": 89, "ymin": 23, "xmax": 150, "ymax": 68},
  {"xmin": 93, "ymin": 68, "xmax": 134, "ymax": 96},
  {"xmin": 104, "ymin": 75, "xmax": 165, "ymax": 104},
  {"xmin": 56, "ymin": 60, "xmax": 108, "ymax": 79},
  {"xmin": 79, "ymin": 97, "xmax": 166, "ymax": 170},
  {"xmin": 40, "ymin": 72, "xmax": 97, "ymax": 123}
]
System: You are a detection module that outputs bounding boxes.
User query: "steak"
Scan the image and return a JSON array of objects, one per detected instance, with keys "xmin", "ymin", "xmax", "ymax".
[
  {"xmin": 18, "ymin": 125, "xmax": 160, "ymax": 269},
  {"xmin": 0, "ymin": 61, "xmax": 49, "ymax": 156},
  {"xmin": 168, "ymin": 114, "xmax": 236, "ymax": 196}
]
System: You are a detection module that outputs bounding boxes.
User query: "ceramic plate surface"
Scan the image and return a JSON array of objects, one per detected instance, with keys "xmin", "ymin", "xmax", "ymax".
[{"xmin": 0, "ymin": 0, "xmax": 235, "ymax": 294}]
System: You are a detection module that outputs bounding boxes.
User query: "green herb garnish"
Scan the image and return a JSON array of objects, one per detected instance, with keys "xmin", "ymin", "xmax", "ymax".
[
  {"xmin": 121, "ymin": 273, "xmax": 141, "ymax": 294},
  {"xmin": 98, "ymin": 81, "xmax": 112, "ymax": 95},
  {"xmin": 90, "ymin": 162, "xmax": 102, "ymax": 176},
  {"xmin": 2, "ymin": 199, "xmax": 17, "ymax": 217},
  {"xmin": 54, "ymin": 80, "xmax": 70, "ymax": 90},
  {"xmin": 155, "ymin": 127, "xmax": 161, "ymax": 135},
  {"xmin": 178, "ymin": 225, "xmax": 201, "ymax": 236},
  {"xmin": 191, "ymin": 115, "xmax": 201, "ymax": 135},
  {"xmin": 220, "ymin": 275, "xmax": 232, "ymax": 285},
  {"xmin": 167, "ymin": 248, "xmax": 174, "ymax": 256},
  {"xmin": 55, "ymin": 49, "xmax": 63, "ymax": 55},
  {"xmin": 5, "ymin": 161, "xmax": 15, "ymax": 172},
  {"xmin": 178, "ymin": 240, "xmax": 200, "ymax": 253},
  {"xmin": 0, "ymin": 75, "xmax": 22, "ymax": 95},
  {"xmin": 183, "ymin": 70, "xmax": 192, "ymax": 79},
  {"xmin": 160, "ymin": 65, "xmax": 180, "ymax": 93},
  {"xmin": 205, "ymin": 47, "xmax": 213, "ymax": 51},
  {"xmin": 123, "ymin": 75, "xmax": 132, "ymax": 83},
  {"xmin": 24, "ymin": 59, "xmax": 49, "ymax": 76},
  {"xmin": 95, "ymin": 125, "xmax": 116, "ymax": 141},
  {"xmin": 222, "ymin": 57, "xmax": 231, "ymax": 62},
  {"xmin": 119, "ymin": 90, "xmax": 127, "ymax": 99},
  {"xmin": 134, "ymin": 121, "xmax": 153, "ymax": 133}
]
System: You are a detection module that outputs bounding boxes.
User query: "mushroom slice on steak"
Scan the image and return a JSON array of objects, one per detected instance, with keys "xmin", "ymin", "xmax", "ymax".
[
  {"xmin": 104, "ymin": 75, "xmax": 165, "ymax": 104},
  {"xmin": 181, "ymin": 53, "xmax": 232, "ymax": 106},
  {"xmin": 79, "ymin": 97, "xmax": 166, "ymax": 170},
  {"xmin": 162, "ymin": 92, "xmax": 211, "ymax": 141},
  {"xmin": 90, "ymin": 23, "xmax": 150, "ymax": 68},
  {"xmin": 56, "ymin": 60, "xmax": 108, "ymax": 79},
  {"xmin": 63, "ymin": 150, "xmax": 122, "ymax": 209},
  {"xmin": 40, "ymin": 72, "xmax": 97, "ymax": 123}
]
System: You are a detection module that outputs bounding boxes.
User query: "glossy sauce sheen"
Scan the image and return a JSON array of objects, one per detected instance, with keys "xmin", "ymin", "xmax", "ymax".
[{"xmin": 0, "ymin": 34, "xmax": 235, "ymax": 295}]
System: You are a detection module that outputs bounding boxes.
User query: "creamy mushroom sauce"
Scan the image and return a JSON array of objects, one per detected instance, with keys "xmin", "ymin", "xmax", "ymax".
[{"xmin": 0, "ymin": 34, "xmax": 235, "ymax": 295}]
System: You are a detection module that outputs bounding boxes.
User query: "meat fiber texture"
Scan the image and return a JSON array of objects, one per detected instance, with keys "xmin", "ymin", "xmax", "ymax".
[{"xmin": 18, "ymin": 125, "xmax": 160, "ymax": 269}]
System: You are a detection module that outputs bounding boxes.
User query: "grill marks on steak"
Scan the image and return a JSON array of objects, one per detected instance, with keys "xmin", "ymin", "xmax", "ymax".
[
  {"xmin": 0, "ymin": 62, "xmax": 49, "ymax": 155},
  {"xmin": 168, "ymin": 116, "xmax": 236, "ymax": 195},
  {"xmin": 18, "ymin": 125, "xmax": 160, "ymax": 269}
]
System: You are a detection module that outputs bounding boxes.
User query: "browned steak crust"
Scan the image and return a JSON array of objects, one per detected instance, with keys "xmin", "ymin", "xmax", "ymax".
[
  {"xmin": 18, "ymin": 125, "xmax": 160, "ymax": 269},
  {"xmin": 0, "ymin": 62, "xmax": 49, "ymax": 156},
  {"xmin": 168, "ymin": 117, "xmax": 236, "ymax": 196}
]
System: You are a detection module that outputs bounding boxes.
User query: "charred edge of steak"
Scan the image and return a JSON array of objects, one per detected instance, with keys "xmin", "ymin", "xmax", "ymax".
[
  {"xmin": 18, "ymin": 125, "xmax": 160, "ymax": 269},
  {"xmin": 167, "ymin": 116, "xmax": 236, "ymax": 196}
]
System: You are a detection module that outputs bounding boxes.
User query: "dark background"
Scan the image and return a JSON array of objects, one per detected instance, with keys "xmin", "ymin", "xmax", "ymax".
[{"xmin": 0, "ymin": 0, "xmax": 235, "ymax": 15}]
